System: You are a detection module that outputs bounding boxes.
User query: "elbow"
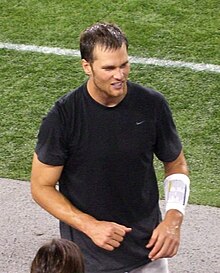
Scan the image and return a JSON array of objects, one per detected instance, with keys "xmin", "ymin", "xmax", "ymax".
[{"xmin": 30, "ymin": 178, "xmax": 39, "ymax": 203}]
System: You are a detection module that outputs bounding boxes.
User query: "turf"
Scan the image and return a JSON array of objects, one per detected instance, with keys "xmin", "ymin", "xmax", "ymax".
[{"xmin": 0, "ymin": 0, "xmax": 219, "ymax": 207}]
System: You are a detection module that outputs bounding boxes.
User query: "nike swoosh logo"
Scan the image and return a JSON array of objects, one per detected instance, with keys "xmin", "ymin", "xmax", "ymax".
[{"xmin": 136, "ymin": 120, "xmax": 145, "ymax": 125}]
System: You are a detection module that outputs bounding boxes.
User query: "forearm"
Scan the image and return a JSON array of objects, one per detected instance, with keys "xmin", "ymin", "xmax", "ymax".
[
  {"xmin": 31, "ymin": 182, "xmax": 132, "ymax": 251},
  {"xmin": 163, "ymin": 150, "xmax": 190, "ymax": 216},
  {"xmin": 31, "ymin": 183, "xmax": 97, "ymax": 235},
  {"xmin": 164, "ymin": 209, "xmax": 183, "ymax": 228}
]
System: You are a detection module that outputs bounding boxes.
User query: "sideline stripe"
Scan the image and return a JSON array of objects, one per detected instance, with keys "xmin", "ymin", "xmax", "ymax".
[{"xmin": 1, "ymin": 42, "xmax": 220, "ymax": 73}]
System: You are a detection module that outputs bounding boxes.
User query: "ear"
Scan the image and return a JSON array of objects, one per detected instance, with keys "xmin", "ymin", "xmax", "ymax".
[{"xmin": 81, "ymin": 59, "xmax": 92, "ymax": 76}]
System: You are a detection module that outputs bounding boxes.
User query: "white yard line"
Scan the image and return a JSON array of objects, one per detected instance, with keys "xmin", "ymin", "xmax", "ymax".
[
  {"xmin": 1, "ymin": 42, "xmax": 220, "ymax": 73},
  {"xmin": 0, "ymin": 42, "xmax": 80, "ymax": 57}
]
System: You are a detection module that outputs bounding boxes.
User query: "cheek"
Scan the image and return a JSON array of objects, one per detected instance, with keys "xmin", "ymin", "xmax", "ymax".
[
  {"xmin": 96, "ymin": 72, "xmax": 112, "ymax": 83},
  {"xmin": 125, "ymin": 66, "xmax": 130, "ymax": 75}
]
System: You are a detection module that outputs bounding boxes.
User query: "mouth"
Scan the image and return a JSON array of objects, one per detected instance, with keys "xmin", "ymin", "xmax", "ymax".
[{"xmin": 111, "ymin": 81, "xmax": 124, "ymax": 89}]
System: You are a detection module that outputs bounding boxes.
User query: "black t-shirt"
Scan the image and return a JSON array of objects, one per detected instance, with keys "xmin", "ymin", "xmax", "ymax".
[{"xmin": 36, "ymin": 81, "xmax": 182, "ymax": 273}]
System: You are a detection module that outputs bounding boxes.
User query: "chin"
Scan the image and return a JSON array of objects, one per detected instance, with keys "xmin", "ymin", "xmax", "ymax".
[{"xmin": 110, "ymin": 91, "xmax": 125, "ymax": 98}]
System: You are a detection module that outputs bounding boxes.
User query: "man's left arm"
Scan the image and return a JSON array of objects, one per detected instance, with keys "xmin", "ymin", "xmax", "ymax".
[{"xmin": 146, "ymin": 150, "xmax": 190, "ymax": 261}]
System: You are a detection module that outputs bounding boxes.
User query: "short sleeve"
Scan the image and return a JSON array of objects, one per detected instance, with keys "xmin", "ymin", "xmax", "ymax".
[
  {"xmin": 154, "ymin": 98, "xmax": 182, "ymax": 162},
  {"xmin": 35, "ymin": 103, "xmax": 68, "ymax": 166}
]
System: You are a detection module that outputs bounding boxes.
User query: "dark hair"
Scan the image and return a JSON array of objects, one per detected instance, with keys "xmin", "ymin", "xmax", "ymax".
[
  {"xmin": 30, "ymin": 239, "xmax": 85, "ymax": 273},
  {"xmin": 80, "ymin": 22, "xmax": 128, "ymax": 62}
]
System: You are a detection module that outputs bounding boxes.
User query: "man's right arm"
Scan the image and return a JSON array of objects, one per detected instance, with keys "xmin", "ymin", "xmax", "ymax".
[{"xmin": 31, "ymin": 153, "xmax": 131, "ymax": 251}]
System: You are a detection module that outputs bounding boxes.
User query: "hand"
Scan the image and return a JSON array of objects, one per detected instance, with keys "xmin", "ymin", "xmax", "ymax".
[
  {"xmin": 146, "ymin": 210, "xmax": 183, "ymax": 261},
  {"xmin": 87, "ymin": 220, "xmax": 132, "ymax": 251}
]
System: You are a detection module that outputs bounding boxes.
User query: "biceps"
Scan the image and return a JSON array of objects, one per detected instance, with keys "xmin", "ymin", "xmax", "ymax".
[{"xmin": 31, "ymin": 152, "xmax": 63, "ymax": 187}]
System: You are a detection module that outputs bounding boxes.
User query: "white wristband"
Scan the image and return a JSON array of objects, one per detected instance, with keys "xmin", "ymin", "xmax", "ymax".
[{"xmin": 164, "ymin": 173, "xmax": 190, "ymax": 215}]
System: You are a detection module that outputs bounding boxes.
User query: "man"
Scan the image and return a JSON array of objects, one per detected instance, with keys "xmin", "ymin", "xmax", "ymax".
[{"xmin": 31, "ymin": 22, "xmax": 190, "ymax": 273}]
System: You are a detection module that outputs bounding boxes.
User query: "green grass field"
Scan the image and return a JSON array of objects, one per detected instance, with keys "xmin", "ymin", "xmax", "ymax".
[{"xmin": 0, "ymin": 0, "xmax": 219, "ymax": 207}]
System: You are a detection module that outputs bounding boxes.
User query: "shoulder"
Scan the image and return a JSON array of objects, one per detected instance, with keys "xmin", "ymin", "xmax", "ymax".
[
  {"xmin": 43, "ymin": 83, "xmax": 85, "ymax": 125},
  {"xmin": 57, "ymin": 83, "xmax": 85, "ymax": 107},
  {"xmin": 127, "ymin": 81, "xmax": 166, "ymax": 105}
]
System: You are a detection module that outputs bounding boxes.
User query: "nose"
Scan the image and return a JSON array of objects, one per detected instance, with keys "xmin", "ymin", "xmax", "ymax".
[{"xmin": 113, "ymin": 68, "xmax": 124, "ymax": 80}]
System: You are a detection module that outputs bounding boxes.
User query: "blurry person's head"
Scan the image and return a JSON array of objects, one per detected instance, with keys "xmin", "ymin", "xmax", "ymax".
[{"xmin": 30, "ymin": 238, "xmax": 84, "ymax": 273}]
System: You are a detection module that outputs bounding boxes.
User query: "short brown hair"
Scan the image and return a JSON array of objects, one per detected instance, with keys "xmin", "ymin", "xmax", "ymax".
[
  {"xmin": 80, "ymin": 22, "xmax": 128, "ymax": 62},
  {"xmin": 30, "ymin": 239, "xmax": 85, "ymax": 273}
]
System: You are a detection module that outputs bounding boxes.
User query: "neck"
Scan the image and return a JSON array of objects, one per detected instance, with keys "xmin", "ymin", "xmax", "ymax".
[{"xmin": 86, "ymin": 80, "xmax": 127, "ymax": 107}]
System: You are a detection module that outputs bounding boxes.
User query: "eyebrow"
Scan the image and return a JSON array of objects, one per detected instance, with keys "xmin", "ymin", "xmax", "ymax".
[{"xmin": 102, "ymin": 60, "xmax": 129, "ymax": 69}]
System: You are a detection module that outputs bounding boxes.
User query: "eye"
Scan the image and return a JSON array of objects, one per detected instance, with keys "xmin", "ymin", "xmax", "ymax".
[
  {"xmin": 103, "ymin": 66, "xmax": 114, "ymax": 71},
  {"xmin": 120, "ymin": 62, "xmax": 129, "ymax": 69}
]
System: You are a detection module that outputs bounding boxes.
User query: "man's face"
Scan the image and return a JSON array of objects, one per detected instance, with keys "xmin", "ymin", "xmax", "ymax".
[{"xmin": 82, "ymin": 43, "xmax": 130, "ymax": 106}]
